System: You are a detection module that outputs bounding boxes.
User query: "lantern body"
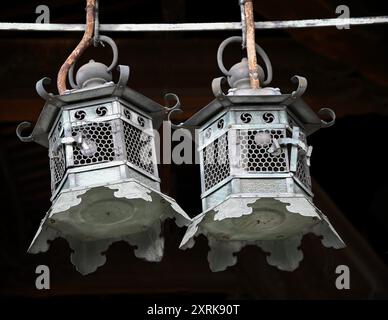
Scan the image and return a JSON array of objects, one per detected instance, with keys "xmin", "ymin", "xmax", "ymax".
[
  {"xmin": 50, "ymin": 97, "xmax": 160, "ymax": 196},
  {"xmin": 199, "ymin": 106, "xmax": 312, "ymax": 214},
  {"xmin": 19, "ymin": 65, "xmax": 191, "ymax": 274},
  {"xmin": 181, "ymin": 93, "xmax": 345, "ymax": 272},
  {"xmin": 197, "ymin": 104, "xmax": 324, "ymax": 241},
  {"xmin": 179, "ymin": 37, "xmax": 345, "ymax": 272}
]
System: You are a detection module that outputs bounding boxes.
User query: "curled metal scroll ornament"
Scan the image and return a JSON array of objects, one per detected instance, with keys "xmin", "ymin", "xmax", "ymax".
[
  {"xmin": 16, "ymin": 122, "xmax": 33, "ymax": 143},
  {"xmin": 211, "ymin": 76, "xmax": 232, "ymax": 106},
  {"xmin": 290, "ymin": 75, "xmax": 308, "ymax": 98},
  {"xmin": 319, "ymin": 108, "xmax": 336, "ymax": 128}
]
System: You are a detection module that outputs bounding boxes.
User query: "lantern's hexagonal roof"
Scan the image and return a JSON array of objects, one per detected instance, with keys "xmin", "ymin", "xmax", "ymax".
[
  {"xmin": 58, "ymin": 83, "xmax": 164, "ymax": 114},
  {"xmin": 183, "ymin": 76, "xmax": 333, "ymax": 136},
  {"xmin": 184, "ymin": 94, "xmax": 324, "ymax": 136},
  {"xmin": 22, "ymin": 72, "xmax": 167, "ymax": 148}
]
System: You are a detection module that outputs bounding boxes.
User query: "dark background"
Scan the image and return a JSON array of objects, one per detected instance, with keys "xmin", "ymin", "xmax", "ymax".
[{"xmin": 0, "ymin": 0, "xmax": 388, "ymax": 300}]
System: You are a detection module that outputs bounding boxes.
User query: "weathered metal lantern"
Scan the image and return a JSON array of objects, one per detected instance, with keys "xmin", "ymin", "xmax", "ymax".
[
  {"xmin": 179, "ymin": 37, "xmax": 345, "ymax": 272},
  {"xmin": 17, "ymin": 36, "xmax": 190, "ymax": 274}
]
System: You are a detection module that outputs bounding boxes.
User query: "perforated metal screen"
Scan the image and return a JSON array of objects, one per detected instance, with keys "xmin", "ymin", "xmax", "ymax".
[
  {"xmin": 239, "ymin": 129, "xmax": 288, "ymax": 173},
  {"xmin": 71, "ymin": 122, "xmax": 116, "ymax": 166},
  {"xmin": 123, "ymin": 121, "xmax": 155, "ymax": 175},
  {"xmin": 50, "ymin": 144, "xmax": 66, "ymax": 191},
  {"xmin": 296, "ymin": 153, "xmax": 311, "ymax": 188},
  {"xmin": 203, "ymin": 133, "xmax": 230, "ymax": 191}
]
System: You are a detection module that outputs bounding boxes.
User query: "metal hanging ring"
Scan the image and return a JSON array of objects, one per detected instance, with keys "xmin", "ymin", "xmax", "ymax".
[
  {"xmin": 216, "ymin": 36, "xmax": 273, "ymax": 85},
  {"xmin": 68, "ymin": 35, "xmax": 119, "ymax": 89}
]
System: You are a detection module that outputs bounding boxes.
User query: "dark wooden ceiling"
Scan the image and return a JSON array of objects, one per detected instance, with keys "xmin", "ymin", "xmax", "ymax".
[{"xmin": 0, "ymin": 0, "xmax": 388, "ymax": 300}]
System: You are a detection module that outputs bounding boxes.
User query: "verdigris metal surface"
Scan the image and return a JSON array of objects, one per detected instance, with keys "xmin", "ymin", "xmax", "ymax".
[
  {"xmin": 29, "ymin": 179, "xmax": 191, "ymax": 275},
  {"xmin": 17, "ymin": 36, "xmax": 191, "ymax": 274},
  {"xmin": 180, "ymin": 196, "xmax": 344, "ymax": 272},
  {"xmin": 179, "ymin": 36, "xmax": 343, "ymax": 272},
  {"xmin": 182, "ymin": 81, "xmax": 330, "ymax": 136},
  {"xmin": 16, "ymin": 64, "xmax": 167, "ymax": 148}
]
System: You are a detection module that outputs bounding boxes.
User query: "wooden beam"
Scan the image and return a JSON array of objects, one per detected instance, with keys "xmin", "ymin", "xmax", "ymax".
[{"xmin": 253, "ymin": 0, "xmax": 388, "ymax": 87}]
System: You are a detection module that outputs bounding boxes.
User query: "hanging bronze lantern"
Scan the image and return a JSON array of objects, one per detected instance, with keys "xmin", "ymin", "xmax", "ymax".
[
  {"xmin": 179, "ymin": 37, "xmax": 345, "ymax": 272},
  {"xmin": 16, "ymin": 36, "xmax": 191, "ymax": 275}
]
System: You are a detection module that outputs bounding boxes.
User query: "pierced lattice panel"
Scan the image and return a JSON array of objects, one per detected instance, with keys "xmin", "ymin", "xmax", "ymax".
[
  {"xmin": 295, "ymin": 132, "xmax": 311, "ymax": 188},
  {"xmin": 123, "ymin": 121, "xmax": 154, "ymax": 175},
  {"xmin": 50, "ymin": 144, "xmax": 66, "ymax": 191},
  {"xmin": 296, "ymin": 153, "xmax": 311, "ymax": 188},
  {"xmin": 71, "ymin": 122, "xmax": 115, "ymax": 166},
  {"xmin": 203, "ymin": 133, "xmax": 230, "ymax": 191},
  {"xmin": 239, "ymin": 129, "xmax": 288, "ymax": 173},
  {"xmin": 49, "ymin": 121, "xmax": 65, "ymax": 191}
]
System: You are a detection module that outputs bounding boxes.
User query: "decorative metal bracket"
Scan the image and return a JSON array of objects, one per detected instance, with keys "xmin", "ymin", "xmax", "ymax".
[
  {"xmin": 269, "ymin": 126, "xmax": 313, "ymax": 167},
  {"xmin": 269, "ymin": 137, "xmax": 313, "ymax": 166},
  {"xmin": 51, "ymin": 138, "xmax": 67, "ymax": 154}
]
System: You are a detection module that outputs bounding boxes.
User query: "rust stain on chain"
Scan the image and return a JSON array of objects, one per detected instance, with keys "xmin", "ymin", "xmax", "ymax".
[
  {"xmin": 244, "ymin": 0, "xmax": 260, "ymax": 89},
  {"xmin": 57, "ymin": 0, "xmax": 96, "ymax": 95}
]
